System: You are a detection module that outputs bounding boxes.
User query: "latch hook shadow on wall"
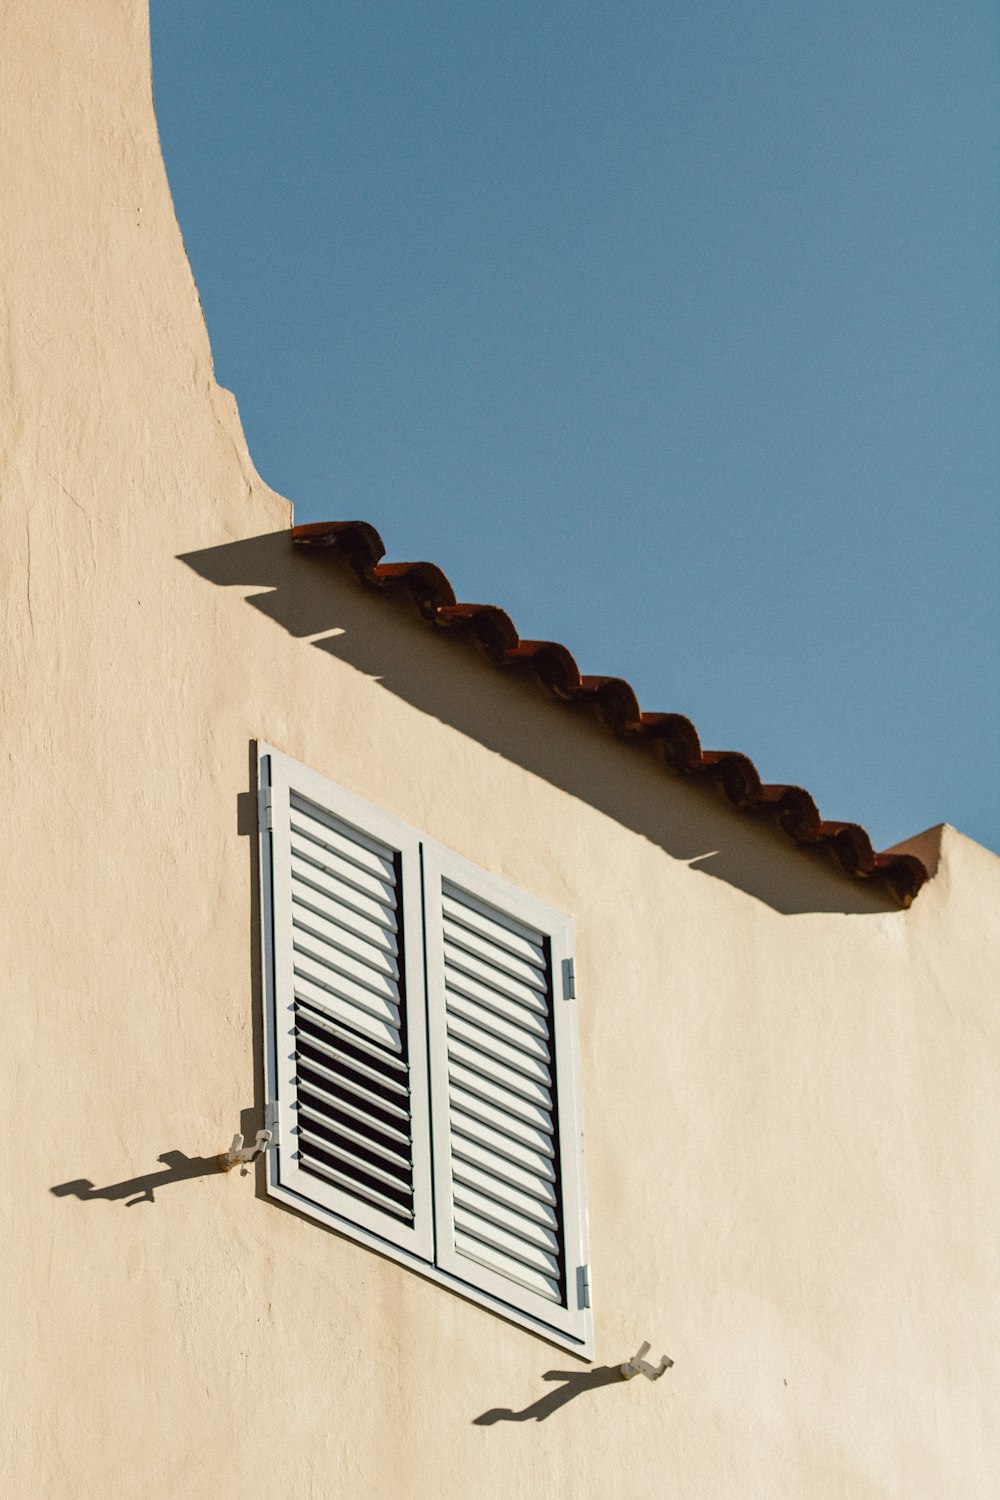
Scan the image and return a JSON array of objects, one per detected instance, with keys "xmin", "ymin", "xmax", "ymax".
[
  {"xmin": 219, "ymin": 1130, "xmax": 272, "ymax": 1175},
  {"xmin": 620, "ymin": 1342, "xmax": 673, "ymax": 1382}
]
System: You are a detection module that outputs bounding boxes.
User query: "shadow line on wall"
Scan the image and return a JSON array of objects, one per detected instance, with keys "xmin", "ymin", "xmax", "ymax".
[
  {"xmin": 51, "ymin": 1148, "xmax": 226, "ymax": 1206},
  {"xmin": 474, "ymin": 1364, "xmax": 627, "ymax": 1424},
  {"xmin": 179, "ymin": 530, "xmax": 901, "ymax": 918}
]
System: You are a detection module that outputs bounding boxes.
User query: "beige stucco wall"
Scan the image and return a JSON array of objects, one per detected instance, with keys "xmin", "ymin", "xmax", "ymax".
[{"xmin": 2, "ymin": 5, "xmax": 998, "ymax": 1496}]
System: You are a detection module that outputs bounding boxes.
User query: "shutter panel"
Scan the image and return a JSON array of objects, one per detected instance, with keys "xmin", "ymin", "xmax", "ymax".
[
  {"xmin": 260, "ymin": 748, "xmax": 433, "ymax": 1260},
  {"xmin": 424, "ymin": 848, "xmax": 591, "ymax": 1346}
]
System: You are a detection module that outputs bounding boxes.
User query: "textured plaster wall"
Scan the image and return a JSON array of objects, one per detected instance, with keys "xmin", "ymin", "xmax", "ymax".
[{"xmin": 2, "ymin": 5, "xmax": 998, "ymax": 1497}]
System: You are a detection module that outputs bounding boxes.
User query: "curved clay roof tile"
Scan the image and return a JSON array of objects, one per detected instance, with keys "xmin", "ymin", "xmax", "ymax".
[{"xmin": 291, "ymin": 519, "xmax": 929, "ymax": 906}]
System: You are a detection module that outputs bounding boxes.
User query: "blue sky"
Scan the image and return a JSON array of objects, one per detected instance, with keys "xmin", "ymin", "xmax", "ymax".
[{"xmin": 151, "ymin": 2, "xmax": 999, "ymax": 855}]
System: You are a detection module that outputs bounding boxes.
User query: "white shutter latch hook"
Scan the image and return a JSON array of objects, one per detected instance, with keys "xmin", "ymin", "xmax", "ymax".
[
  {"xmin": 620, "ymin": 1342, "xmax": 673, "ymax": 1382},
  {"xmin": 219, "ymin": 1130, "xmax": 272, "ymax": 1174}
]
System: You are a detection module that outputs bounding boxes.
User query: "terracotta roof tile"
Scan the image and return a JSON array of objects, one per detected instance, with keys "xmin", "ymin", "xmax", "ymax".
[{"xmin": 292, "ymin": 519, "xmax": 929, "ymax": 906}]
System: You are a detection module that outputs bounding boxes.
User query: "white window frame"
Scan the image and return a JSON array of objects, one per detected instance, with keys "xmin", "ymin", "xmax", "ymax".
[
  {"xmin": 258, "ymin": 743, "xmax": 593, "ymax": 1359},
  {"xmin": 263, "ymin": 753, "xmax": 434, "ymax": 1259},
  {"xmin": 423, "ymin": 845, "xmax": 590, "ymax": 1346}
]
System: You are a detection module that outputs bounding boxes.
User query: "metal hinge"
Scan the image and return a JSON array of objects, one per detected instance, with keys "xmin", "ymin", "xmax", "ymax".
[
  {"xmin": 577, "ymin": 1263, "xmax": 591, "ymax": 1310},
  {"xmin": 258, "ymin": 786, "xmax": 273, "ymax": 832},
  {"xmin": 561, "ymin": 958, "xmax": 576, "ymax": 1000},
  {"xmin": 265, "ymin": 1101, "xmax": 280, "ymax": 1147}
]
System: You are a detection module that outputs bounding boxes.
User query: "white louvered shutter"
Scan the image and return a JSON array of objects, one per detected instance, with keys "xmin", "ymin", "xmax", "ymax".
[
  {"xmin": 260, "ymin": 748, "xmax": 433, "ymax": 1259},
  {"xmin": 423, "ymin": 847, "xmax": 591, "ymax": 1347}
]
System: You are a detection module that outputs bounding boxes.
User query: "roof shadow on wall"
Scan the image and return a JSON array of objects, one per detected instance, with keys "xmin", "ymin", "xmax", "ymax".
[{"xmin": 178, "ymin": 530, "xmax": 899, "ymax": 918}]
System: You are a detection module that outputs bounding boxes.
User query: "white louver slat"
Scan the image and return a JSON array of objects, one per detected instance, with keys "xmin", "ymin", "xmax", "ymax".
[
  {"xmin": 425, "ymin": 856, "xmax": 591, "ymax": 1345},
  {"xmin": 261, "ymin": 752, "xmax": 433, "ymax": 1260}
]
